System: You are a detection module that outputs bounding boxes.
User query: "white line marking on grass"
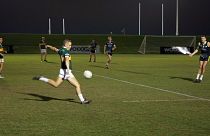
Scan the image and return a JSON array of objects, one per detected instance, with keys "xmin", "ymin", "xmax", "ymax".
[
  {"xmin": 123, "ymin": 99, "xmax": 205, "ymax": 103},
  {"xmin": 73, "ymin": 70, "xmax": 210, "ymax": 102},
  {"xmin": 92, "ymin": 74, "xmax": 210, "ymax": 102}
]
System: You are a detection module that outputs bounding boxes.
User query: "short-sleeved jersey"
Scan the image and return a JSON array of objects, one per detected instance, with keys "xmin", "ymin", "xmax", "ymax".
[
  {"xmin": 105, "ymin": 41, "xmax": 115, "ymax": 53},
  {"xmin": 58, "ymin": 47, "xmax": 70, "ymax": 69},
  {"xmin": 197, "ymin": 42, "xmax": 210, "ymax": 57},
  {"xmin": 39, "ymin": 41, "xmax": 47, "ymax": 49},
  {"xmin": 90, "ymin": 42, "xmax": 97, "ymax": 51}
]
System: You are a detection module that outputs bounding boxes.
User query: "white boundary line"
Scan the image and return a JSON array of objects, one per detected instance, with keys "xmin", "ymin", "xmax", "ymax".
[
  {"xmin": 123, "ymin": 99, "xmax": 205, "ymax": 103},
  {"xmin": 93, "ymin": 73, "xmax": 210, "ymax": 102},
  {"xmin": 74, "ymin": 70, "xmax": 210, "ymax": 102}
]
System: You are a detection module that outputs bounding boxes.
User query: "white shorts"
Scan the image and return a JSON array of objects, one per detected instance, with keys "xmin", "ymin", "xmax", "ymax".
[
  {"xmin": 58, "ymin": 69, "xmax": 75, "ymax": 80},
  {"xmin": 0, "ymin": 59, "xmax": 4, "ymax": 63},
  {"xmin": 40, "ymin": 49, "xmax": 47, "ymax": 53}
]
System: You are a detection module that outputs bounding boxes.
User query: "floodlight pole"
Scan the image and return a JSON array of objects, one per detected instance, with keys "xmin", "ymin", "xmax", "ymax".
[
  {"xmin": 162, "ymin": 3, "xmax": 164, "ymax": 36},
  {"xmin": 62, "ymin": 18, "xmax": 65, "ymax": 35},
  {"xmin": 139, "ymin": 2, "xmax": 141, "ymax": 36},
  {"xmin": 48, "ymin": 18, "xmax": 51, "ymax": 35},
  {"xmin": 176, "ymin": 0, "xmax": 179, "ymax": 36}
]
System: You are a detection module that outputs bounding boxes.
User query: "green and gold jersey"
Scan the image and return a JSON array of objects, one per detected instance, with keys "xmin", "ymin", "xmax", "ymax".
[{"xmin": 58, "ymin": 47, "xmax": 70, "ymax": 69}]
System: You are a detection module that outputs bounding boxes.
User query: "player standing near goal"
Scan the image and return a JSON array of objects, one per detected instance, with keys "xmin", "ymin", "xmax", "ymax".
[
  {"xmin": 89, "ymin": 40, "xmax": 97, "ymax": 62},
  {"xmin": 189, "ymin": 35, "xmax": 210, "ymax": 83},
  {"xmin": 104, "ymin": 36, "xmax": 116, "ymax": 69},
  {"xmin": 0, "ymin": 37, "xmax": 6, "ymax": 78},
  {"xmin": 39, "ymin": 37, "xmax": 48, "ymax": 62},
  {"xmin": 33, "ymin": 39, "xmax": 90, "ymax": 104}
]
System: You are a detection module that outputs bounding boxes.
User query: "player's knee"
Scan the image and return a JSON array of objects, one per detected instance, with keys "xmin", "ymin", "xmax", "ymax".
[
  {"xmin": 53, "ymin": 83, "xmax": 60, "ymax": 88},
  {"xmin": 75, "ymin": 83, "xmax": 81, "ymax": 89}
]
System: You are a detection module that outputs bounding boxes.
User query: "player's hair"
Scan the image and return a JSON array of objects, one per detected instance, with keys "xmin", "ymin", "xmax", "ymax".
[
  {"xmin": 63, "ymin": 39, "xmax": 71, "ymax": 45},
  {"xmin": 201, "ymin": 35, "xmax": 206, "ymax": 38}
]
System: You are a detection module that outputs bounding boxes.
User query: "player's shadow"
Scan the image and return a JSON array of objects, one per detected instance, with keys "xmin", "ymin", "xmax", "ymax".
[
  {"xmin": 18, "ymin": 93, "xmax": 80, "ymax": 104},
  {"xmin": 169, "ymin": 76, "xmax": 194, "ymax": 82}
]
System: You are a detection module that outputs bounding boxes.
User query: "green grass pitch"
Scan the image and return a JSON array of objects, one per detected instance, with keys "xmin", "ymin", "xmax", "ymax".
[{"xmin": 0, "ymin": 54, "xmax": 210, "ymax": 136}]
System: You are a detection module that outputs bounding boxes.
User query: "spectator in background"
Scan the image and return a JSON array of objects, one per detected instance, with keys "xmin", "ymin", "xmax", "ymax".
[
  {"xmin": 39, "ymin": 37, "xmax": 48, "ymax": 62},
  {"xmin": 89, "ymin": 40, "xmax": 97, "ymax": 62}
]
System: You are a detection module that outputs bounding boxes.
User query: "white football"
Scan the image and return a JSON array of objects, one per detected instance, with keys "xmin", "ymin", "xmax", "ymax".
[{"xmin": 83, "ymin": 70, "xmax": 92, "ymax": 79}]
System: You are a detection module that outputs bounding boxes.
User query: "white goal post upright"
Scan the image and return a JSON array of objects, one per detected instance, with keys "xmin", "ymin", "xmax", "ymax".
[
  {"xmin": 176, "ymin": 0, "xmax": 179, "ymax": 36},
  {"xmin": 48, "ymin": 18, "xmax": 51, "ymax": 35},
  {"xmin": 139, "ymin": 2, "xmax": 141, "ymax": 36},
  {"xmin": 63, "ymin": 18, "xmax": 66, "ymax": 35},
  {"xmin": 162, "ymin": 4, "xmax": 164, "ymax": 36}
]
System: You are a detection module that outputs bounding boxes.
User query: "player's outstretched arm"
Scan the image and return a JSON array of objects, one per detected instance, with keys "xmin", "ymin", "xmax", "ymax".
[
  {"xmin": 46, "ymin": 45, "xmax": 59, "ymax": 52},
  {"xmin": 189, "ymin": 49, "xmax": 198, "ymax": 57}
]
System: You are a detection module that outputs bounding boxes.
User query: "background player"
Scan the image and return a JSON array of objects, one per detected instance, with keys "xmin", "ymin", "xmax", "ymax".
[
  {"xmin": 189, "ymin": 35, "xmax": 210, "ymax": 83},
  {"xmin": 0, "ymin": 37, "xmax": 6, "ymax": 78},
  {"xmin": 33, "ymin": 39, "xmax": 90, "ymax": 104},
  {"xmin": 39, "ymin": 37, "xmax": 48, "ymax": 62},
  {"xmin": 89, "ymin": 40, "xmax": 97, "ymax": 62},
  {"xmin": 104, "ymin": 36, "xmax": 116, "ymax": 69}
]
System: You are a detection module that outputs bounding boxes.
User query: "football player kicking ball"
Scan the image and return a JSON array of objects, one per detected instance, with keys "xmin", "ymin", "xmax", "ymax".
[
  {"xmin": 189, "ymin": 35, "xmax": 210, "ymax": 83},
  {"xmin": 33, "ymin": 39, "xmax": 90, "ymax": 104},
  {"xmin": 104, "ymin": 36, "xmax": 117, "ymax": 69}
]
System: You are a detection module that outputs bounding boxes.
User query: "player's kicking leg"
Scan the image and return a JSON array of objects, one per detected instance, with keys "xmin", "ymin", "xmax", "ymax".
[
  {"xmin": 32, "ymin": 75, "xmax": 90, "ymax": 104},
  {"xmin": 33, "ymin": 76, "xmax": 63, "ymax": 87}
]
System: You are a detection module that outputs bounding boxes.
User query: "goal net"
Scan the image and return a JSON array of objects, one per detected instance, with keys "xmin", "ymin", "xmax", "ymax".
[{"xmin": 138, "ymin": 35, "xmax": 196, "ymax": 54}]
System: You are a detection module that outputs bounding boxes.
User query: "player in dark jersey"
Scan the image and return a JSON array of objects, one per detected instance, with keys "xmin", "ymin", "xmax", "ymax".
[
  {"xmin": 33, "ymin": 39, "xmax": 90, "ymax": 104},
  {"xmin": 189, "ymin": 35, "xmax": 210, "ymax": 83},
  {"xmin": 39, "ymin": 37, "xmax": 48, "ymax": 62},
  {"xmin": 0, "ymin": 37, "xmax": 7, "ymax": 78},
  {"xmin": 89, "ymin": 40, "xmax": 97, "ymax": 62},
  {"xmin": 104, "ymin": 36, "xmax": 116, "ymax": 69}
]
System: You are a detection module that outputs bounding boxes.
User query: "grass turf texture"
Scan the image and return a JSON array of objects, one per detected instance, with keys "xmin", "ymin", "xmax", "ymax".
[{"xmin": 0, "ymin": 54, "xmax": 210, "ymax": 136}]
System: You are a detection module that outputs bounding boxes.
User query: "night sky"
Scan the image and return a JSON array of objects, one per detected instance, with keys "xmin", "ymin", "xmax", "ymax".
[{"xmin": 1, "ymin": 0, "xmax": 210, "ymax": 35}]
